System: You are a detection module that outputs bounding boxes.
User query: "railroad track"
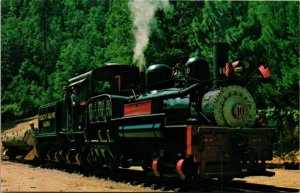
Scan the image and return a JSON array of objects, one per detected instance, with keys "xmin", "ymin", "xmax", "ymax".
[
  {"xmin": 266, "ymin": 162, "xmax": 300, "ymax": 170},
  {"xmin": 5, "ymin": 158, "xmax": 299, "ymax": 192},
  {"xmin": 208, "ymin": 179, "xmax": 299, "ymax": 192}
]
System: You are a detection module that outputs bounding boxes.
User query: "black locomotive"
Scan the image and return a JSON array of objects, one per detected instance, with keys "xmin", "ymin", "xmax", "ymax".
[{"xmin": 2, "ymin": 43, "xmax": 275, "ymax": 180}]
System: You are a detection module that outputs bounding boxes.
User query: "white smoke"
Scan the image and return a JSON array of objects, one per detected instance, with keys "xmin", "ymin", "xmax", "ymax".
[{"xmin": 129, "ymin": 0, "xmax": 169, "ymax": 71}]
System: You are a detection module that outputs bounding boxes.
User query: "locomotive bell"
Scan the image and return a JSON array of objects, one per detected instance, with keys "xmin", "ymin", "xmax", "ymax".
[
  {"xmin": 145, "ymin": 64, "xmax": 173, "ymax": 91},
  {"xmin": 185, "ymin": 56, "xmax": 210, "ymax": 84}
]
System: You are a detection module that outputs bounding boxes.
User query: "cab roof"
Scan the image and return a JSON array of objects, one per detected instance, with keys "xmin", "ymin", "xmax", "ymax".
[{"xmin": 67, "ymin": 64, "xmax": 138, "ymax": 87}]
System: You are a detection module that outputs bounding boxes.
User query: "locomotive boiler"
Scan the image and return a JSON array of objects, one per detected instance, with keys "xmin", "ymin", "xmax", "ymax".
[{"xmin": 2, "ymin": 43, "xmax": 276, "ymax": 180}]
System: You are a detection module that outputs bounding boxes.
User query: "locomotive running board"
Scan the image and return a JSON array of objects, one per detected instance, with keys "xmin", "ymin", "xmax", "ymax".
[
  {"xmin": 165, "ymin": 125, "xmax": 187, "ymax": 128},
  {"xmin": 194, "ymin": 126, "xmax": 276, "ymax": 133},
  {"xmin": 112, "ymin": 113, "xmax": 166, "ymax": 127},
  {"xmin": 111, "ymin": 113, "xmax": 166, "ymax": 122}
]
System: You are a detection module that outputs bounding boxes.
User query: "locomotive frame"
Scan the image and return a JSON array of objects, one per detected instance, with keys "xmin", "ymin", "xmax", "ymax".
[{"xmin": 2, "ymin": 43, "xmax": 276, "ymax": 181}]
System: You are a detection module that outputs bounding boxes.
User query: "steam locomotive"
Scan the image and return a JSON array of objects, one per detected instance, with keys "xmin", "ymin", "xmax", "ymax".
[{"xmin": 2, "ymin": 43, "xmax": 275, "ymax": 180}]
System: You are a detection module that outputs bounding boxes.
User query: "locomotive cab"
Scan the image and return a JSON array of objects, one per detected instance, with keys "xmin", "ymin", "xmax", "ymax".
[
  {"xmin": 60, "ymin": 64, "xmax": 140, "ymax": 133},
  {"xmin": 66, "ymin": 64, "xmax": 140, "ymax": 98}
]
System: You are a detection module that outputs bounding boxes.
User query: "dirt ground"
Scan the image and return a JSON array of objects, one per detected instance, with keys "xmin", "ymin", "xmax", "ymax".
[
  {"xmin": 238, "ymin": 168, "xmax": 299, "ymax": 189},
  {"xmin": 0, "ymin": 161, "xmax": 160, "ymax": 192},
  {"xmin": 1, "ymin": 161, "xmax": 299, "ymax": 192}
]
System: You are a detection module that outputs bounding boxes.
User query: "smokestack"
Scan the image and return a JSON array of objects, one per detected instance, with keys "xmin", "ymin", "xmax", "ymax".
[
  {"xmin": 139, "ymin": 63, "xmax": 146, "ymax": 92},
  {"xmin": 129, "ymin": 0, "xmax": 169, "ymax": 71},
  {"xmin": 213, "ymin": 42, "xmax": 229, "ymax": 87}
]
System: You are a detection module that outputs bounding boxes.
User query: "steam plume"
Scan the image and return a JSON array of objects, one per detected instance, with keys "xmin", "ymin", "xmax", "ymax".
[{"xmin": 129, "ymin": 0, "xmax": 169, "ymax": 71}]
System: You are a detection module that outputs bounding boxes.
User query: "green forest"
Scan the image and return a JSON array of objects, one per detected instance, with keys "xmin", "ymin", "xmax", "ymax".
[{"xmin": 1, "ymin": 0, "xmax": 299, "ymax": 153}]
